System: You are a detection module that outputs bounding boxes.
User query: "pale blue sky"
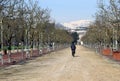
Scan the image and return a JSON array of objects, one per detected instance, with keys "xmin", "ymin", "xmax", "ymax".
[{"xmin": 38, "ymin": 0, "xmax": 98, "ymax": 23}]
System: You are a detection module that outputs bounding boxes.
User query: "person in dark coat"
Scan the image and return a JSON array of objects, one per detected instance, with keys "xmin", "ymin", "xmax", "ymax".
[{"xmin": 71, "ymin": 42, "xmax": 76, "ymax": 57}]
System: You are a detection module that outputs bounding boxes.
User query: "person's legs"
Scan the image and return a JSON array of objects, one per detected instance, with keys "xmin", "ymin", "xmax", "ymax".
[
  {"xmin": 72, "ymin": 52, "xmax": 74, "ymax": 57},
  {"xmin": 72, "ymin": 50, "xmax": 75, "ymax": 57}
]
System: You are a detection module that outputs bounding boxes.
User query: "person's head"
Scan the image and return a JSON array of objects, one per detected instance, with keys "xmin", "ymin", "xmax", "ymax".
[{"xmin": 72, "ymin": 41, "xmax": 74, "ymax": 44}]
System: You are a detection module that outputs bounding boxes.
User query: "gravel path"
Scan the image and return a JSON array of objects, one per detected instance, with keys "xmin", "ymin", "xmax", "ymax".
[{"xmin": 0, "ymin": 45, "xmax": 120, "ymax": 81}]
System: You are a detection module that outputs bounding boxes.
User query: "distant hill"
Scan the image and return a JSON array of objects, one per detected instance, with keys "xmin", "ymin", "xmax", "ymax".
[
  {"xmin": 55, "ymin": 23, "xmax": 67, "ymax": 30},
  {"xmin": 61, "ymin": 20, "xmax": 93, "ymax": 29}
]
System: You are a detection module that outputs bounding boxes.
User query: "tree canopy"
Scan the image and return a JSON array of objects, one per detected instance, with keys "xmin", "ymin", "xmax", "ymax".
[
  {"xmin": 82, "ymin": 0, "xmax": 120, "ymax": 49},
  {"xmin": 0, "ymin": 0, "xmax": 73, "ymax": 49}
]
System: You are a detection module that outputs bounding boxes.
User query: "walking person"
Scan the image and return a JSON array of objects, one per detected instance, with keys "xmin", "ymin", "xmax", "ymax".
[{"xmin": 71, "ymin": 41, "xmax": 76, "ymax": 57}]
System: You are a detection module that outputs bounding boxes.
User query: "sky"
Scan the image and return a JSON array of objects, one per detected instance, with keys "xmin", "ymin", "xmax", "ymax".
[{"xmin": 38, "ymin": 0, "xmax": 98, "ymax": 23}]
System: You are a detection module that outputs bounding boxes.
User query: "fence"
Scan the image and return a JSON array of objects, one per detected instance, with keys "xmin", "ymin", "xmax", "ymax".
[
  {"xmin": 83, "ymin": 44, "xmax": 120, "ymax": 61},
  {"xmin": 0, "ymin": 44, "xmax": 70, "ymax": 67}
]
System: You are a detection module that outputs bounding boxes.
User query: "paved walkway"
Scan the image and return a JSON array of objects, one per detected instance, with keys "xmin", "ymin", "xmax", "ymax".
[{"xmin": 0, "ymin": 45, "xmax": 120, "ymax": 81}]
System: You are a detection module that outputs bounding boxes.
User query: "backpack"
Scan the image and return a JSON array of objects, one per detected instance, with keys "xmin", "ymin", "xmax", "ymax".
[{"xmin": 71, "ymin": 44, "xmax": 75, "ymax": 50}]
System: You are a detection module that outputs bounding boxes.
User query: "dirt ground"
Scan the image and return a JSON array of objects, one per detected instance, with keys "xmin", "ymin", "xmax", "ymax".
[{"xmin": 0, "ymin": 45, "xmax": 120, "ymax": 81}]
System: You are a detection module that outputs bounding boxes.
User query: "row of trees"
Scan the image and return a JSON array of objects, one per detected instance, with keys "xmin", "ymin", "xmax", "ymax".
[
  {"xmin": 0, "ymin": 0, "xmax": 73, "ymax": 50},
  {"xmin": 82, "ymin": 0, "xmax": 120, "ymax": 49}
]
